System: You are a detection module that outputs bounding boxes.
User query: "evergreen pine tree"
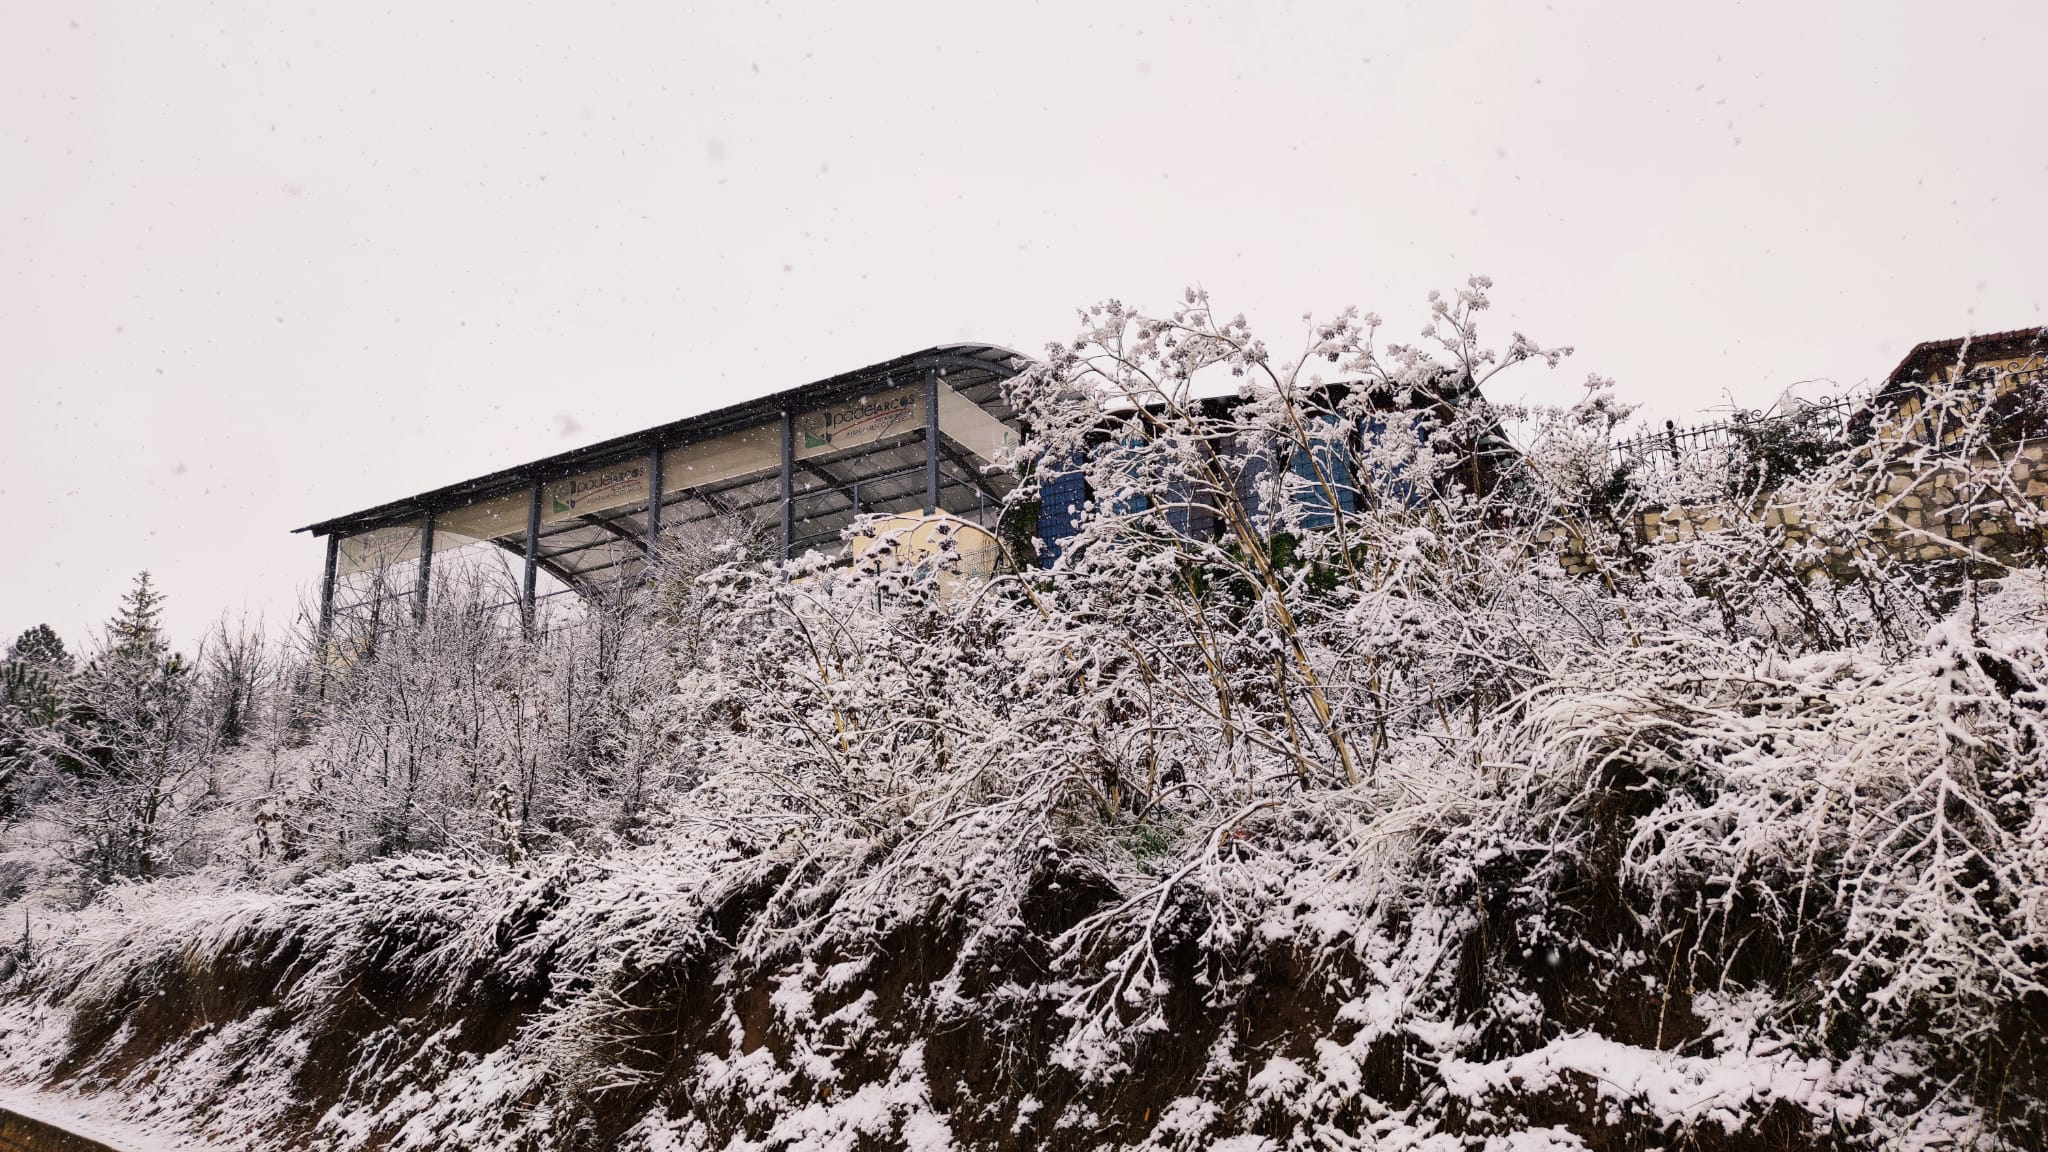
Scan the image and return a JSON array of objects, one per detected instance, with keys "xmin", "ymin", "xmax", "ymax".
[
  {"xmin": 58, "ymin": 572, "xmax": 197, "ymax": 889},
  {"xmin": 6, "ymin": 624, "xmax": 70, "ymax": 671},
  {"xmin": 1, "ymin": 625, "xmax": 72, "ymax": 819},
  {"xmin": 108, "ymin": 572, "xmax": 169, "ymax": 664}
]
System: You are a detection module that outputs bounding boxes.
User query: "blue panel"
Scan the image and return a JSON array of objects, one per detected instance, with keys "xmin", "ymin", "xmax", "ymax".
[
  {"xmin": 1162, "ymin": 473, "xmax": 1197, "ymax": 537},
  {"xmin": 1289, "ymin": 416, "xmax": 1358, "ymax": 530},
  {"xmin": 1036, "ymin": 465, "xmax": 1087, "ymax": 567},
  {"xmin": 1236, "ymin": 441, "xmax": 1273, "ymax": 528},
  {"xmin": 1360, "ymin": 413, "xmax": 1424, "ymax": 509}
]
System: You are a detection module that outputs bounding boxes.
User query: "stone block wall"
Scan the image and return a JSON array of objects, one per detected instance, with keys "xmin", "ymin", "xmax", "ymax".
[{"xmin": 1538, "ymin": 441, "xmax": 2048, "ymax": 575}]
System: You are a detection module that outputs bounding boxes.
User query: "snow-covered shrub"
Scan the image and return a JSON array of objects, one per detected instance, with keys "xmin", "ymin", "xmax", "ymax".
[{"xmin": 3, "ymin": 283, "xmax": 2046, "ymax": 1151}]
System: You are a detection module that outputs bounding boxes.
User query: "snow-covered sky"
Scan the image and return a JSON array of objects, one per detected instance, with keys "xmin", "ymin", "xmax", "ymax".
[{"xmin": 3, "ymin": 1, "xmax": 2044, "ymax": 649}]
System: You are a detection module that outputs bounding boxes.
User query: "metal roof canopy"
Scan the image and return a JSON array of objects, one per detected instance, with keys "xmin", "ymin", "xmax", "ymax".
[
  {"xmin": 301, "ymin": 343, "xmax": 1031, "ymax": 633},
  {"xmin": 296, "ymin": 343, "xmax": 1028, "ymax": 538}
]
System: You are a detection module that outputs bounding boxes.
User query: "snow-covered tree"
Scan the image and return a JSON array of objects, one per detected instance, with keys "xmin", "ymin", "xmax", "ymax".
[
  {"xmin": 7, "ymin": 624, "xmax": 71, "ymax": 671},
  {"xmin": 43, "ymin": 572, "xmax": 206, "ymax": 891}
]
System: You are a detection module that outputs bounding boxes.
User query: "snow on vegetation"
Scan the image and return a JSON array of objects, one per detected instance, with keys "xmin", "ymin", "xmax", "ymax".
[{"xmin": 2, "ymin": 281, "xmax": 2046, "ymax": 1150}]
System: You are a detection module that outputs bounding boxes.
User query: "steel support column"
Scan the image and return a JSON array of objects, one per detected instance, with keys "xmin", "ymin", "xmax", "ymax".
[
  {"xmin": 924, "ymin": 368, "xmax": 940, "ymax": 515},
  {"xmin": 522, "ymin": 479, "xmax": 543, "ymax": 633},
  {"xmin": 645, "ymin": 441, "xmax": 664, "ymax": 561},
  {"xmin": 317, "ymin": 534, "xmax": 339, "ymax": 641},
  {"xmin": 779, "ymin": 410, "xmax": 795, "ymax": 559},
  {"xmin": 412, "ymin": 511, "xmax": 436, "ymax": 626}
]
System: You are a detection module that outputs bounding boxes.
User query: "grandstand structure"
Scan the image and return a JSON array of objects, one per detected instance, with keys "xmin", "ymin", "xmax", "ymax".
[
  {"xmin": 297, "ymin": 344, "xmax": 1030, "ymax": 636},
  {"xmin": 296, "ymin": 337, "xmax": 1526, "ymax": 644}
]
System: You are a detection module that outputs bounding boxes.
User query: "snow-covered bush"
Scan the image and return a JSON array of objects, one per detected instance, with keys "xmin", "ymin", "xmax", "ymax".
[{"xmin": 3, "ymin": 283, "xmax": 2046, "ymax": 1151}]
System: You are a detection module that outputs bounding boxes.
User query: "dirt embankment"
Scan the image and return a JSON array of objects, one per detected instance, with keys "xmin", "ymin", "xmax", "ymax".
[{"xmin": 13, "ymin": 826, "xmax": 2039, "ymax": 1152}]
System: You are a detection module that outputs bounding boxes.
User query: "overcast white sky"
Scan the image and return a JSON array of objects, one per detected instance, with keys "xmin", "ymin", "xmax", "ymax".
[{"xmin": 3, "ymin": 1, "xmax": 2044, "ymax": 650}]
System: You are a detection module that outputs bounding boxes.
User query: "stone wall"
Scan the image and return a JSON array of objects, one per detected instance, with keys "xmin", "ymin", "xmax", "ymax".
[{"xmin": 1538, "ymin": 441, "xmax": 2048, "ymax": 575}]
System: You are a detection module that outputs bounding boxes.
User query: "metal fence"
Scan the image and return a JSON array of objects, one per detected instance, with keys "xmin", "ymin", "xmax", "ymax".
[
  {"xmin": 1612, "ymin": 395, "xmax": 1861, "ymax": 481},
  {"xmin": 1614, "ymin": 364, "xmax": 2048, "ymax": 481}
]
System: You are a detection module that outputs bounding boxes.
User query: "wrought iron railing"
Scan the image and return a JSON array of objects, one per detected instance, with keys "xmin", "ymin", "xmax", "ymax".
[
  {"xmin": 1612, "ymin": 394, "xmax": 1860, "ymax": 481},
  {"xmin": 1609, "ymin": 363, "xmax": 2048, "ymax": 490}
]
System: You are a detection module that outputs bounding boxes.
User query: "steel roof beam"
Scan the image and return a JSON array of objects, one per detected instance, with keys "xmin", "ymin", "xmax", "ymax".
[{"xmin": 295, "ymin": 345, "xmax": 1026, "ymax": 538}]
